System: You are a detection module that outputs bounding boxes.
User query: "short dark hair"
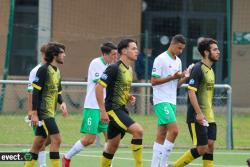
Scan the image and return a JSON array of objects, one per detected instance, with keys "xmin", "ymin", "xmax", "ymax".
[
  {"xmin": 117, "ymin": 39, "xmax": 137, "ymax": 54},
  {"xmin": 198, "ymin": 38, "xmax": 217, "ymax": 57},
  {"xmin": 171, "ymin": 34, "xmax": 186, "ymax": 45},
  {"xmin": 45, "ymin": 42, "xmax": 65, "ymax": 63},
  {"xmin": 100, "ymin": 42, "xmax": 117, "ymax": 55}
]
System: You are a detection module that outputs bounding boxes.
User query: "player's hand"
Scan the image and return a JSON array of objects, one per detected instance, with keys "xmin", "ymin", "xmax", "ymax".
[
  {"xmin": 128, "ymin": 95, "xmax": 136, "ymax": 105},
  {"xmin": 60, "ymin": 102, "xmax": 68, "ymax": 117},
  {"xmin": 31, "ymin": 111, "xmax": 39, "ymax": 127},
  {"xmin": 184, "ymin": 63, "xmax": 195, "ymax": 78},
  {"xmin": 196, "ymin": 112, "xmax": 205, "ymax": 125},
  {"xmin": 27, "ymin": 110, "xmax": 32, "ymax": 120},
  {"xmin": 100, "ymin": 110, "xmax": 109, "ymax": 123},
  {"xmin": 172, "ymin": 71, "xmax": 184, "ymax": 80}
]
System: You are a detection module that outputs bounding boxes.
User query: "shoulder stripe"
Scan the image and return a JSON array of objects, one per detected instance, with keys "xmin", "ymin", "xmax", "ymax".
[
  {"xmin": 188, "ymin": 86, "xmax": 197, "ymax": 92},
  {"xmin": 32, "ymin": 83, "xmax": 42, "ymax": 90}
]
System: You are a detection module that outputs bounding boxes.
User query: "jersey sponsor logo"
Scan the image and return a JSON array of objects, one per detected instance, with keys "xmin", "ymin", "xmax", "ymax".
[
  {"xmin": 95, "ymin": 73, "xmax": 99, "ymax": 77},
  {"xmin": 101, "ymin": 74, "xmax": 108, "ymax": 80},
  {"xmin": 34, "ymin": 77, "xmax": 39, "ymax": 82},
  {"xmin": 189, "ymin": 79, "xmax": 195, "ymax": 85}
]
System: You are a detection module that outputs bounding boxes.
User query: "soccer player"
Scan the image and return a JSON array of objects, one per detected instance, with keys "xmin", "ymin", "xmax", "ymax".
[
  {"xmin": 26, "ymin": 43, "xmax": 49, "ymax": 167},
  {"xmin": 96, "ymin": 39, "xmax": 144, "ymax": 167},
  {"xmin": 62, "ymin": 42, "xmax": 118, "ymax": 167},
  {"xmin": 172, "ymin": 38, "xmax": 220, "ymax": 167},
  {"xmin": 24, "ymin": 42, "xmax": 68, "ymax": 167},
  {"xmin": 150, "ymin": 34, "xmax": 191, "ymax": 167}
]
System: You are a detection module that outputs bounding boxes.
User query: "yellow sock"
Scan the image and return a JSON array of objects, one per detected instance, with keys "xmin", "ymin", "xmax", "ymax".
[
  {"xmin": 24, "ymin": 160, "xmax": 36, "ymax": 167},
  {"xmin": 101, "ymin": 156, "xmax": 112, "ymax": 167},
  {"xmin": 131, "ymin": 144, "xmax": 143, "ymax": 167},
  {"xmin": 101, "ymin": 152, "xmax": 113, "ymax": 167},
  {"xmin": 203, "ymin": 160, "xmax": 214, "ymax": 167},
  {"xmin": 51, "ymin": 159, "xmax": 59, "ymax": 167},
  {"xmin": 174, "ymin": 150, "xmax": 195, "ymax": 167}
]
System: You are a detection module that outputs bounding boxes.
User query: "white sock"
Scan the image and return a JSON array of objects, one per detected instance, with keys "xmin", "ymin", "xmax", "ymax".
[
  {"xmin": 160, "ymin": 140, "xmax": 174, "ymax": 167},
  {"xmin": 38, "ymin": 151, "xmax": 46, "ymax": 167},
  {"xmin": 65, "ymin": 140, "xmax": 84, "ymax": 159},
  {"xmin": 151, "ymin": 142, "xmax": 165, "ymax": 167}
]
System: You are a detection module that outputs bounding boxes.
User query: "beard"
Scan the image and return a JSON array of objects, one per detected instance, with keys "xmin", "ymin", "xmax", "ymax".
[
  {"xmin": 56, "ymin": 58, "xmax": 63, "ymax": 64},
  {"xmin": 208, "ymin": 52, "xmax": 218, "ymax": 62}
]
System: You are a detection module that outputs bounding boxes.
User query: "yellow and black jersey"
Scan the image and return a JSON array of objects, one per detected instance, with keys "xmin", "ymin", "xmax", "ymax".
[
  {"xmin": 187, "ymin": 62, "xmax": 215, "ymax": 123},
  {"xmin": 98, "ymin": 60, "xmax": 133, "ymax": 111},
  {"xmin": 32, "ymin": 63, "xmax": 63, "ymax": 119}
]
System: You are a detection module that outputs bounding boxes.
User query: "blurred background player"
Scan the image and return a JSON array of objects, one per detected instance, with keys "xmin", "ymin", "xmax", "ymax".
[
  {"xmin": 26, "ymin": 43, "xmax": 49, "ymax": 167},
  {"xmin": 96, "ymin": 39, "xmax": 144, "ymax": 167},
  {"xmin": 24, "ymin": 42, "xmax": 68, "ymax": 167},
  {"xmin": 150, "ymin": 34, "xmax": 190, "ymax": 167},
  {"xmin": 172, "ymin": 38, "xmax": 220, "ymax": 167},
  {"xmin": 62, "ymin": 42, "xmax": 117, "ymax": 167}
]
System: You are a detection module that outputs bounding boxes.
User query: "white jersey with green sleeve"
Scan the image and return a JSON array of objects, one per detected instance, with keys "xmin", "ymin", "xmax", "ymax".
[
  {"xmin": 84, "ymin": 57, "xmax": 108, "ymax": 109},
  {"xmin": 151, "ymin": 51, "xmax": 182, "ymax": 105},
  {"xmin": 27, "ymin": 64, "xmax": 42, "ymax": 92}
]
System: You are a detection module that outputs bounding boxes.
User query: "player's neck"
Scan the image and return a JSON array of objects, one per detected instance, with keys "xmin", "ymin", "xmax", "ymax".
[
  {"xmin": 50, "ymin": 60, "xmax": 58, "ymax": 67},
  {"xmin": 167, "ymin": 49, "xmax": 176, "ymax": 59},
  {"xmin": 120, "ymin": 56, "xmax": 131, "ymax": 67},
  {"xmin": 201, "ymin": 58, "xmax": 213, "ymax": 68}
]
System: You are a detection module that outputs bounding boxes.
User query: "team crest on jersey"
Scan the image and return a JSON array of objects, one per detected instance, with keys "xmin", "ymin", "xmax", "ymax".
[
  {"xmin": 189, "ymin": 79, "xmax": 195, "ymax": 85},
  {"xmin": 34, "ymin": 76, "xmax": 39, "ymax": 82},
  {"xmin": 152, "ymin": 68, "xmax": 156, "ymax": 72},
  {"xmin": 101, "ymin": 74, "xmax": 108, "ymax": 80},
  {"xmin": 95, "ymin": 73, "xmax": 99, "ymax": 77}
]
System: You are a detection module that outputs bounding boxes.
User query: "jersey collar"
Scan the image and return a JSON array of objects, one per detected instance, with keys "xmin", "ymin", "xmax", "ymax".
[{"xmin": 100, "ymin": 56, "xmax": 107, "ymax": 65}]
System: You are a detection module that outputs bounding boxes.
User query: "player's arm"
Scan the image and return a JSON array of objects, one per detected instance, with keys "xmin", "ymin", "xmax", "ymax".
[
  {"xmin": 27, "ymin": 69, "xmax": 35, "ymax": 119},
  {"xmin": 96, "ymin": 64, "xmax": 117, "ymax": 123},
  {"xmin": 31, "ymin": 66, "xmax": 47, "ymax": 126},
  {"xmin": 187, "ymin": 64, "xmax": 204, "ymax": 125},
  {"xmin": 151, "ymin": 58, "xmax": 183, "ymax": 86},
  {"xmin": 58, "ymin": 80, "xmax": 68, "ymax": 117},
  {"xmin": 188, "ymin": 89, "xmax": 204, "ymax": 125}
]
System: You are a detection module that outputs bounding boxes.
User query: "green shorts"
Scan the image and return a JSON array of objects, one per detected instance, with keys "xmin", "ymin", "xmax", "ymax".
[
  {"xmin": 154, "ymin": 102, "xmax": 176, "ymax": 125},
  {"xmin": 80, "ymin": 108, "xmax": 108, "ymax": 134}
]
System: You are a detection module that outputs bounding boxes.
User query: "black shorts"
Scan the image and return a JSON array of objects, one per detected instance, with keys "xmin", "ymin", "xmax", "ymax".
[
  {"xmin": 35, "ymin": 117, "xmax": 59, "ymax": 138},
  {"xmin": 107, "ymin": 107, "xmax": 135, "ymax": 139},
  {"xmin": 188, "ymin": 122, "xmax": 217, "ymax": 146}
]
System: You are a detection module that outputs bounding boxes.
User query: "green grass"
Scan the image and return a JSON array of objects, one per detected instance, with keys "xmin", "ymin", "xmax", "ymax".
[
  {"xmin": 0, "ymin": 147, "xmax": 249, "ymax": 167},
  {"xmin": 0, "ymin": 113, "xmax": 250, "ymax": 166}
]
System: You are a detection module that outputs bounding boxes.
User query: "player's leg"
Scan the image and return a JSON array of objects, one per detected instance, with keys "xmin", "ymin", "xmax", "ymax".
[
  {"xmin": 202, "ymin": 123, "xmax": 216, "ymax": 167},
  {"xmin": 43, "ymin": 118, "xmax": 61, "ymax": 167},
  {"xmin": 25, "ymin": 126, "xmax": 47, "ymax": 167},
  {"xmin": 99, "ymin": 119, "xmax": 108, "ymax": 150},
  {"xmin": 127, "ymin": 122, "xmax": 144, "ymax": 167},
  {"xmin": 151, "ymin": 102, "xmax": 176, "ymax": 167},
  {"xmin": 110, "ymin": 107, "xmax": 143, "ymax": 167},
  {"xmin": 101, "ymin": 123, "xmax": 122, "ymax": 167},
  {"xmin": 173, "ymin": 122, "xmax": 208, "ymax": 167},
  {"xmin": 161, "ymin": 103, "xmax": 178, "ymax": 167},
  {"xmin": 63, "ymin": 109, "xmax": 100, "ymax": 166}
]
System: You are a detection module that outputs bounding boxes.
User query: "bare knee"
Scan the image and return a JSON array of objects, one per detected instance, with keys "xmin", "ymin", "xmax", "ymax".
[
  {"xmin": 81, "ymin": 135, "xmax": 96, "ymax": 146},
  {"xmin": 197, "ymin": 145, "xmax": 208, "ymax": 155},
  {"xmin": 128, "ymin": 123, "xmax": 144, "ymax": 138}
]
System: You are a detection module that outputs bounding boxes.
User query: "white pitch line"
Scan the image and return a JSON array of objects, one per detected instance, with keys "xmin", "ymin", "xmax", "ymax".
[
  {"xmin": 61, "ymin": 150, "xmax": 250, "ymax": 155},
  {"xmin": 60, "ymin": 152, "xmax": 247, "ymax": 167}
]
